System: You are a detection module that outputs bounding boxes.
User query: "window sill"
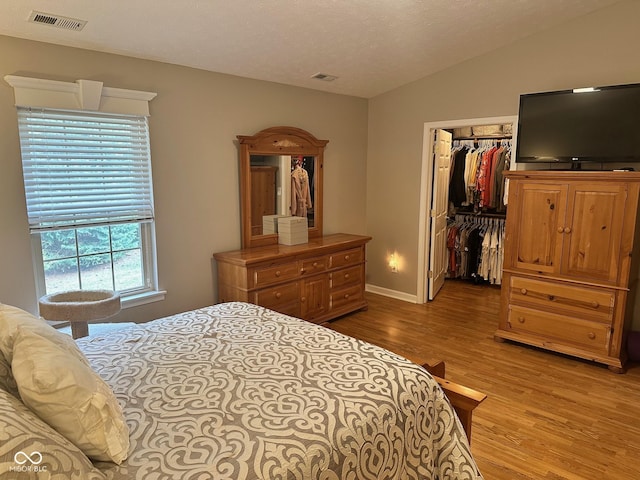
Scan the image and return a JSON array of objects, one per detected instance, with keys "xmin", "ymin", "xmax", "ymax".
[{"xmin": 121, "ymin": 289, "xmax": 166, "ymax": 309}]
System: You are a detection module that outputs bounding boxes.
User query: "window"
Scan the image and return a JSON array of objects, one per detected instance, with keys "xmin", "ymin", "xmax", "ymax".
[{"xmin": 17, "ymin": 107, "xmax": 161, "ymax": 306}]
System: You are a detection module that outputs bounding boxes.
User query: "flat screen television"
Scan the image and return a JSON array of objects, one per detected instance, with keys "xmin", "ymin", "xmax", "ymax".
[{"xmin": 515, "ymin": 83, "xmax": 640, "ymax": 166}]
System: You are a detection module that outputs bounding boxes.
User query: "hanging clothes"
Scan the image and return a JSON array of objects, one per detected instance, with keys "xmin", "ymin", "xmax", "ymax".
[
  {"xmin": 291, "ymin": 165, "xmax": 312, "ymax": 217},
  {"xmin": 448, "ymin": 146, "xmax": 468, "ymax": 207},
  {"xmin": 449, "ymin": 138, "xmax": 512, "ymax": 214},
  {"xmin": 445, "ymin": 214, "xmax": 505, "ymax": 285}
]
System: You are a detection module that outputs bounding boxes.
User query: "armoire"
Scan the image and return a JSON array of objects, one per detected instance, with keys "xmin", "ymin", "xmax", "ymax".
[{"xmin": 495, "ymin": 170, "xmax": 640, "ymax": 372}]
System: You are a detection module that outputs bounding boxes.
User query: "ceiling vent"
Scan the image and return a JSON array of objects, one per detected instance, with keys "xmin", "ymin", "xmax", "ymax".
[
  {"xmin": 311, "ymin": 73, "xmax": 338, "ymax": 82},
  {"xmin": 28, "ymin": 11, "xmax": 87, "ymax": 31}
]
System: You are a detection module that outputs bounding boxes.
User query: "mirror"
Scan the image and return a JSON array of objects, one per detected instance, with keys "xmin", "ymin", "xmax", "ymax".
[{"xmin": 237, "ymin": 127, "xmax": 328, "ymax": 248}]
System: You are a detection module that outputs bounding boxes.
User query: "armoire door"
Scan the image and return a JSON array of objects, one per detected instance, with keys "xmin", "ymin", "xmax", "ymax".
[
  {"xmin": 561, "ymin": 182, "xmax": 627, "ymax": 283},
  {"xmin": 507, "ymin": 181, "xmax": 568, "ymax": 275},
  {"xmin": 428, "ymin": 128, "xmax": 452, "ymax": 300}
]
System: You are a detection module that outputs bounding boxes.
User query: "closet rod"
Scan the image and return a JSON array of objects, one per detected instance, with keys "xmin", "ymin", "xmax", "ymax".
[
  {"xmin": 454, "ymin": 211, "xmax": 506, "ymax": 219},
  {"xmin": 452, "ymin": 134, "xmax": 512, "ymax": 141}
]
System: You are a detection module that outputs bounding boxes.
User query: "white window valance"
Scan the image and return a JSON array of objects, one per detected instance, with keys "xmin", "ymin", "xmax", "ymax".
[{"xmin": 4, "ymin": 75, "xmax": 156, "ymax": 116}]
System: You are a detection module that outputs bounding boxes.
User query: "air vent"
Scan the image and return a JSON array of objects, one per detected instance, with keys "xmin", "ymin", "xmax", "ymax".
[
  {"xmin": 29, "ymin": 11, "xmax": 87, "ymax": 31},
  {"xmin": 311, "ymin": 73, "xmax": 338, "ymax": 82}
]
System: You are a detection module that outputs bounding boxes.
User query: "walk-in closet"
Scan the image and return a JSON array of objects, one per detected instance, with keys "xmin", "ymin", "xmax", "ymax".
[{"xmin": 420, "ymin": 117, "xmax": 516, "ymax": 302}]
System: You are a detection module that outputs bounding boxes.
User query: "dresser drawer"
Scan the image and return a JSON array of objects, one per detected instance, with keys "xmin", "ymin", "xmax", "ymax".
[
  {"xmin": 254, "ymin": 282, "xmax": 300, "ymax": 309},
  {"xmin": 330, "ymin": 265, "xmax": 362, "ymax": 290},
  {"xmin": 507, "ymin": 305, "xmax": 611, "ymax": 355},
  {"xmin": 509, "ymin": 276, "xmax": 614, "ymax": 323},
  {"xmin": 300, "ymin": 257, "xmax": 327, "ymax": 276},
  {"xmin": 330, "ymin": 284, "xmax": 363, "ymax": 311},
  {"xmin": 252, "ymin": 262, "xmax": 299, "ymax": 287},
  {"xmin": 329, "ymin": 247, "xmax": 363, "ymax": 269}
]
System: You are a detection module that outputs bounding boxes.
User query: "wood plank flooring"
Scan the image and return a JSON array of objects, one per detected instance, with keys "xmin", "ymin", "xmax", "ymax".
[{"xmin": 328, "ymin": 281, "xmax": 640, "ymax": 480}]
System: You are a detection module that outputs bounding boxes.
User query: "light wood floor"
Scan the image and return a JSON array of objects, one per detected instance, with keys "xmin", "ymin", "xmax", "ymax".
[{"xmin": 329, "ymin": 281, "xmax": 640, "ymax": 480}]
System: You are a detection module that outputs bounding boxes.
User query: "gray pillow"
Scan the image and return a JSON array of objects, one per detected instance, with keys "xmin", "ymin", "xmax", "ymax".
[
  {"xmin": 0, "ymin": 386, "xmax": 106, "ymax": 479},
  {"xmin": 0, "ymin": 350, "xmax": 19, "ymax": 398}
]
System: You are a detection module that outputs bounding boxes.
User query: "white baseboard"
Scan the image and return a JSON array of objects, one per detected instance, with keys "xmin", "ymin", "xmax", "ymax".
[{"xmin": 365, "ymin": 284, "xmax": 418, "ymax": 304}]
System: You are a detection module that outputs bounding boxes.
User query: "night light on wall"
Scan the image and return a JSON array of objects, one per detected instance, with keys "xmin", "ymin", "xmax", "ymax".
[{"xmin": 388, "ymin": 253, "xmax": 399, "ymax": 273}]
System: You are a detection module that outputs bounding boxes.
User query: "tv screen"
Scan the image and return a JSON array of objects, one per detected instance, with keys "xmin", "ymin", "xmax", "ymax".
[{"xmin": 515, "ymin": 83, "xmax": 640, "ymax": 164}]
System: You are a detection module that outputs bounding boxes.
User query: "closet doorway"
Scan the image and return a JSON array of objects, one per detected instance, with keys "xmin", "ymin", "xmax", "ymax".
[{"xmin": 417, "ymin": 115, "xmax": 518, "ymax": 303}]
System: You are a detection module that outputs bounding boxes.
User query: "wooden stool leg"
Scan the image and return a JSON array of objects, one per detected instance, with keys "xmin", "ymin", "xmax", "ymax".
[{"xmin": 71, "ymin": 321, "xmax": 89, "ymax": 339}]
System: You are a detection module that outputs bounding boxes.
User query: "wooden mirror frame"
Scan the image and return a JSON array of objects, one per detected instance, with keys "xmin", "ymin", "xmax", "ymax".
[{"xmin": 237, "ymin": 126, "xmax": 329, "ymax": 248}]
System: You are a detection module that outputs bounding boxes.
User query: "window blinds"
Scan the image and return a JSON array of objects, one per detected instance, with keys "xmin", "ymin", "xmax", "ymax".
[{"xmin": 17, "ymin": 108, "xmax": 154, "ymax": 232}]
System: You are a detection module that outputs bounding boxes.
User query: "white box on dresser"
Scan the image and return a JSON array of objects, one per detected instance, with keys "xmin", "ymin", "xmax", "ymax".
[
  {"xmin": 277, "ymin": 216, "xmax": 308, "ymax": 245},
  {"xmin": 263, "ymin": 214, "xmax": 287, "ymax": 234}
]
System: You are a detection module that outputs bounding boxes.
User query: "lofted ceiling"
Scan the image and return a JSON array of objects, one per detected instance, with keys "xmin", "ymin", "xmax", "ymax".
[{"xmin": 0, "ymin": 0, "xmax": 623, "ymax": 98}]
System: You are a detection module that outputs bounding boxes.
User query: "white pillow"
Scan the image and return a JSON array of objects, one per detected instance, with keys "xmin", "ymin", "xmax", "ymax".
[
  {"xmin": 11, "ymin": 327, "xmax": 130, "ymax": 464},
  {"xmin": 0, "ymin": 302, "xmax": 90, "ymax": 367}
]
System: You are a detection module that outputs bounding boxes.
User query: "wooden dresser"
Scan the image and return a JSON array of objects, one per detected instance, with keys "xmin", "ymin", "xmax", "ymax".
[
  {"xmin": 214, "ymin": 233, "xmax": 371, "ymax": 324},
  {"xmin": 495, "ymin": 171, "xmax": 640, "ymax": 372}
]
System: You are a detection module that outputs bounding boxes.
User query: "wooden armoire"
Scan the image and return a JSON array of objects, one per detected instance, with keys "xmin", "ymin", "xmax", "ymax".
[{"xmin": 495, "ymin": 170, "xmax": 640, "ymax": 372}]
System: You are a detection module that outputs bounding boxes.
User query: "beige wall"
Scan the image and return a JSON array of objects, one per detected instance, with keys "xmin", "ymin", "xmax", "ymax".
[
  {"xmin": 3, "ymin": 0, "xmax": 639, "ymax": 321},
  {"xmin": 366, "ymin": 0, "xmax": 640, "ymax": 298},
  {"xmin": 0, "ymin": 35, "xmax": 368, "ymax": 321}
]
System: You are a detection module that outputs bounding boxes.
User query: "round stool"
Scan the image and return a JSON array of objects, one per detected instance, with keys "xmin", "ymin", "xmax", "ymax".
[{"xmin": 39, "ymin": 290, "xmax": 121, "ymax": 339}]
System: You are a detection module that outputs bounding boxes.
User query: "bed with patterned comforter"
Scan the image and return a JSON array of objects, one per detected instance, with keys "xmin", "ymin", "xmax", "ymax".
[{"xmin": 75, "ymin": 302, "xmax": 482, "ymax": 480}]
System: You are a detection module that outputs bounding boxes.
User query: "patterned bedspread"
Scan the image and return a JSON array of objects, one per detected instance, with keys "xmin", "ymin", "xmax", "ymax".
[{"xmin": 77, "ymin": 302, "xmax": 483, "ymax": 480}]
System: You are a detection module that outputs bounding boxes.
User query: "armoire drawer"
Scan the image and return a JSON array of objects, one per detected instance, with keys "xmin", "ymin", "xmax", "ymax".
[
  {"xmin": 329, "ymin": 248, "xmax": 363, "ymax": 269},
  {"xmin": 330, "ymin": 284, "xmax": 363, "ymax": 311},
  {"xmin": 252, "ymin": 262, "xmax": 300, "ymax": 287},
  {"xmin": 330, "ymin": 265, "xmax": 362, "ymax": 290},
  {"xmin": 253, "ymin": 282, "xmax": 300, "ymax": 309},
  {"xmin": 507, "ymin": 305, "xmax": 611, "ymax": 355},
  {"xmin": 509, "ymin": 276, "xmax": 615, "ymax": 323}
]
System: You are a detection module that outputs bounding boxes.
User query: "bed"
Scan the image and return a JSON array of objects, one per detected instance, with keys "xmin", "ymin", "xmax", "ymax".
[{"xmin": 0, "ymin": 301, "xmax": 483, "ymax": 479}]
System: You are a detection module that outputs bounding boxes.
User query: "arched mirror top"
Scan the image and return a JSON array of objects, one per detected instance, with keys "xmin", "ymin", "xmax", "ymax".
[{"xmin": 237, "ymin": 126, "xmax": 329, "ymax": 248}]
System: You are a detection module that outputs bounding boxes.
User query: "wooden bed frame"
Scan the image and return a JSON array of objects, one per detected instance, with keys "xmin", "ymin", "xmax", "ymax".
[{"xmin": 410, "ymin": 356, "xmax": 487, "ymax": 443}]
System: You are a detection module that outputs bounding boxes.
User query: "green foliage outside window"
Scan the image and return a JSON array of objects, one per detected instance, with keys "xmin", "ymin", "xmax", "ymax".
[{"xmin": 42, "ymin": 224, "xmax": 141, "ymax": 275}]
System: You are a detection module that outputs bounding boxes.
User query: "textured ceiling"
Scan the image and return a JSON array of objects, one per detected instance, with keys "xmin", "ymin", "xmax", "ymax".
[{"xmin": 0, "ymin": 0, "xmax": 623, "ymax": 98}]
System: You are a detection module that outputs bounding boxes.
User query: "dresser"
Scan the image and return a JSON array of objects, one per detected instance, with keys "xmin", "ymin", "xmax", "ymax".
[
  {"xmin": 495, "ymin": 171, "xmax": 640, "ymax": 372},
  {"xmin": 214, "ymin": 233, "xmax": 371, "ymax": 324}
]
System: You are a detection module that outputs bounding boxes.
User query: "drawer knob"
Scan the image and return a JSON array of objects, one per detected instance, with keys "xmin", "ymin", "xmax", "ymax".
[
  {"xmin": 275, "ymin": 292, "xmax": 282, "ymax": 299},
  {"xmin": 345, "ymin": 255, "xmax": 350, "ymax": 261},
  {"xmin": 301, "ymin": 296, "xmax": 306, "ymax": 303},
  {"xmin": 313, "ymin": 262, "xmax": 318, "ymax": 267},
  {"xmin": 548, "ymin": 295, "xmax": 555, "ymax": 301},
  {"xmin": 588, "ymin": 332, "xmax": 596, "ymax": 340},
  {"xmin": 344, "ymin": 293, "xmax": 350, "ymax": 299},
  {"xmin": 564, "ymin": 227, "xmax": 572, "ymax": 234},
  {"xmin": 517, "ymin": 316, "xmax": 525, "ymax": 323},
  {"xmin": 591, "ymin": 301, "xmax": 600, "ymax": 309},
  {"xmin": 520, "ymin": 288, "xmax": 527, "ymax": 295},
  {"xmin": 300, "ymin": 268, "xmax": 306, "ymax": 274},
  {"xmin": 275, "ymin": 270, "xmax": 281, "ymax": 277},
  {"xmin": 557, "ymin": 227, "xmax": 564, "ymax": 233},
  {"xmin": 345, "ymin": 273, "xmax": 350, "ymax": 279}
]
